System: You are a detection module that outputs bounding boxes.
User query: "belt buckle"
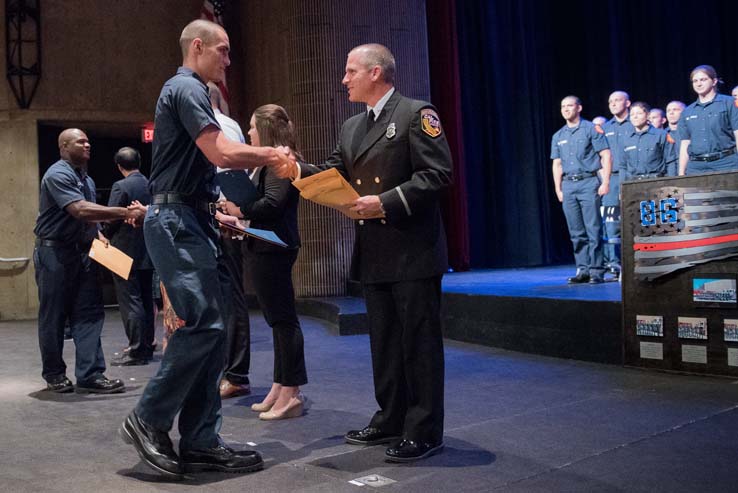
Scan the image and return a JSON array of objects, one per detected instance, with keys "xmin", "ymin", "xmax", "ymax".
[{"xmin": 208, "ymin": 202, "xmax": 216, "ymax": 216}]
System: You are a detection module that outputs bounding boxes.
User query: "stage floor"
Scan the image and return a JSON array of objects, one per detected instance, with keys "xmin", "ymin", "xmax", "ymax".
[
  {"xmin": 443, "ymin": 265, "xmax": 621, "ymax": 301},
  {"xmin": 1, "ymin": 310, "xmax": 738, "ymax": 492}
]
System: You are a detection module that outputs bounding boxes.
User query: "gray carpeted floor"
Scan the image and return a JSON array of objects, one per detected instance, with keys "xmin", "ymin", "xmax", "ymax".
[{"xmin": 1, "ymin": 309, "xmax": 737, "ymax": 492}]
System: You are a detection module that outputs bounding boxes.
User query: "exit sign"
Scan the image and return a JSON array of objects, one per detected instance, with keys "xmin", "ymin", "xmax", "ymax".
[{"xmin": 141, "ymin": 127, "xmax": 154, "ymax": 143}]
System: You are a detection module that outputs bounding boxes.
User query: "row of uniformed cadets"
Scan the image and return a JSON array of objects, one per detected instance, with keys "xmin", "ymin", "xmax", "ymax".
[{"xmin": 551, "ymin": 64, "xmax": 738, "ymax": 284}]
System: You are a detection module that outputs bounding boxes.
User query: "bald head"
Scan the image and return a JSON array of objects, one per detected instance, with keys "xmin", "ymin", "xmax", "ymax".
[
  {"xmin": 58, "ymin": 128, "xmax": 90, "ymax": 165},
  {"xmin": 58, "ymin": 128, "xmax": 84, "ymax": 149},
  {"xmin": 179, "ymin": 19, "xmax": 225, "ymax": 58},
  {"xmin": 349, "ymin": 43, "xmax": 396, "ymax": 83}
]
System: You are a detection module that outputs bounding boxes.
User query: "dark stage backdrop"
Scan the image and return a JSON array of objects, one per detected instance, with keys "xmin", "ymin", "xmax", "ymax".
[{"xmin": 435, "ymin": 0, "xmax": 738, "ymax": 268}]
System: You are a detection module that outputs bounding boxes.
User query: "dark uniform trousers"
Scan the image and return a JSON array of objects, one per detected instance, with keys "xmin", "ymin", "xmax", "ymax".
[
  {"xmin": 136, "ymin": 204, "xmax": 226, "ymax": 451},
  {"xmin": 218, "ymin": 236, "xmax": 251, "ymax": 385},
  {"xmin": 364, "ymin": 276, "xmax": 444, "ymax": 443},
  {"xmin": 34, "ymin": 244, "xmax": 106, "ymax": 383},
  {"xmin": 601, "ymin": 172, "xmax": 620, "ymax": 268},
  {"xmin": 562, "ymin": 176, "xmax": 604, "ymax": 274},
  {"xmin": 112, "ymin": 269, "xmax": 154, "ymax": 359}
]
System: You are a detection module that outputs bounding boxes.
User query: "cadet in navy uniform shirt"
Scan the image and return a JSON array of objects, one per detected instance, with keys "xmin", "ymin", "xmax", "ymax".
[
  {"xmin": 602, "ymin": 90, "xmax": 632, "ymax": 277},
  {"xmin": 622, "ymin": 102, "xmax": 675, "ymax": 181},
  {"xmin": 34, "ymin": 129, "xmax": 145, "ymax": 394},
  {"xmin": 119, "ymin": 19, "xmax": 292, "ymax": 479},
  {"xmin": 648, "ymin": 108, "xmax": 666, "ymax": 129},
  {"xmin": 551, "ymin": 96, "xmax": 611, "ymax": 284},
  {"xmin": 679, "ymin": 65, "xmax": 738, "ymax": 175},
  {"xmin": 665, "ymin": 101, "xmax": 685, "ymax": 176}
]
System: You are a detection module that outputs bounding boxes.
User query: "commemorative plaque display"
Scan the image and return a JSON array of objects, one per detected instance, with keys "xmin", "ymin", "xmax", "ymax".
[{"xmin": 621, "ymin": 171, "xmax": 738, "ymax": 376}]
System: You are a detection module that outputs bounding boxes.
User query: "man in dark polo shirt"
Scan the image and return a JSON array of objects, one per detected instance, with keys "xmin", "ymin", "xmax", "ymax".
[
  {"xmin": 119, "ymin": 19, "xmax": 292, "ymax": 479},
  {"xmin": 34, "ymin": 128, "xmax": 145, "ymax": 394}
]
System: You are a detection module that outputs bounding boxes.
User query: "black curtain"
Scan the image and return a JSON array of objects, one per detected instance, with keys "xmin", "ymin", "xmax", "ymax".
[{"xmin": 454, "ymin": 0, "xmax": 738, "ymax": 268}]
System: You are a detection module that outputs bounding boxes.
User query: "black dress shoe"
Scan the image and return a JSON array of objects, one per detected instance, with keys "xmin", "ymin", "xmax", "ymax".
[
  {"xmin": 119, "ymin": 412, "xmax": 183, "ymax": 479},
  {"xmin": 46, "ymin": 376, "xmax": 73, "ymax": 393},
  {"xmin": 385, "ymin": 439, "xmax": 444, "ymax": 463},
  {"xmin": 588, "ymin": 275, "xmax": 604, "ymax": 284},
  {"xmin": 111, "ymin": 354, "xmax": 151, "ymax": 366},
  {"xmin": 345, "ymin": 426, "xmax": 401, "ymax": 446},
  {"xmin": 75, "ymin": 375, "xmax": 126, "ymax": 394},
  {"xmin": 567, "ymin": 272, "xmax": 590, "ymax": 284},
  {"xmin": 181, "ymin": 443, "xmax": 263, "ymax": 473}
]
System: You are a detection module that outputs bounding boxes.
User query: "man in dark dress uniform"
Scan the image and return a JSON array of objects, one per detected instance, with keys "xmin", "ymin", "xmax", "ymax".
[{"xmin": 278, "ymin": 43, "xmax": 453, "ymax": 462}]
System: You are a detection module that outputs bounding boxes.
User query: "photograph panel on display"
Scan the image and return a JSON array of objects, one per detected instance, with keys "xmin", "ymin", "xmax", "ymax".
[{"xmin": 678, "ymin": 316, "xmax": 708, "ymax": 340}]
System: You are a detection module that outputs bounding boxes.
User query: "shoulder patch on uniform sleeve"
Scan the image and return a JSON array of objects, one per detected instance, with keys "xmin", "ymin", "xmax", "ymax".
[
  {"xmin": 594, "ymin": 124, "xmax": 604, "ymax": 134},
  {"xmin": 666, "ymin": 133, "xmax": 675, "ymax": 144},
  {"xmin": 420, "ymin": 108, "xmax": 443, "ymax": 138}
]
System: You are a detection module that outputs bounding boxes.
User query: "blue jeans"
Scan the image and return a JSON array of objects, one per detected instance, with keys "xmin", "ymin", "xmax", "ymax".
[
  {"xmin": 34, "ymin": 245, "xmax": 106, "ymax": 383},
  {"xmin": 135, "ymin": 204, "xmax": 226, "ymax": 451}
]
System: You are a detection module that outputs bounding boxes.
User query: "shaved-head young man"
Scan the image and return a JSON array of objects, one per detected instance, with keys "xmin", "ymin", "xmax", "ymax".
[{"xmin": 119, "ymin": 19, "xmax": 293, "ymax": 479}]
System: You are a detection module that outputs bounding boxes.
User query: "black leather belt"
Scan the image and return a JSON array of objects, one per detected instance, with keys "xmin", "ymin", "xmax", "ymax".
[
  {"xmin": 562, "ymin": 171, "xmax": 597, "ymax": 181},
  {"xmin": 35, "ymin": 238, "xmax": 91, "ymax": 250},
  {"xmin": 690, "ymin": 148, "xmax": 736, "ymax": 162},
  {"xmin": 610, "ymin": 170, "xmax": 619, "ymax": 174},
  {"xmin": 152, "ymin": 192, "xmax": 216, "ymax": 215}
]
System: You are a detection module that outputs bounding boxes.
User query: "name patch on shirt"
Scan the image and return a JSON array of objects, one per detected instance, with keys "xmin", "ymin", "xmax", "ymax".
[
  {"xmin": 686, "ymin": 115, "xmax": 698, "ymax": 121},
  {"xmin": 557, "ymin": 140, "xmax": 568, "ymax": 145},
  {"xmin": 624, "ymin": 145, "xmax": 637, "ymax": 151}
]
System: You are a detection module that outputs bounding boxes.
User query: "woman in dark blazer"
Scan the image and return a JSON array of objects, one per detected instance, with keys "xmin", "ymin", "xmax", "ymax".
[{"xmin": 221, "ymin": 104, "xmax": 306, "ymax": 420}]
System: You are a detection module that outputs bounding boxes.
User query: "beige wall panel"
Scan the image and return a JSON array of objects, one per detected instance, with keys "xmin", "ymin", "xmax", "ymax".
[
  {"xmin": 239, "ymin": 0, "xmax": 429, "ymax": 297},
  {"xmin": 0, "ymin": 121, "xmax": 38, "ymax": 319}
]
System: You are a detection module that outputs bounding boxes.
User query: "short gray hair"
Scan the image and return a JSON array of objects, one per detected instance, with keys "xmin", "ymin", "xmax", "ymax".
[{"xmin": 350, "ymin": 43, "xmax": 396, "ymax": 83}]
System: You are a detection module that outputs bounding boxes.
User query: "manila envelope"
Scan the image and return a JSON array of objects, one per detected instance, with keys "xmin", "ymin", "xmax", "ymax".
[{"xmin": 88, "ymin": 239, "xmax": 133, "ymax": 280}]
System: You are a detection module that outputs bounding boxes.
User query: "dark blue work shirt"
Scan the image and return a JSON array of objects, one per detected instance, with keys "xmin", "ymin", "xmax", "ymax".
[
  {"xmin": 551, "ymin": 119, "xmax": 609, "ymax": 175},
  {"xmin": 34, "ymin": 159, "xmax": 97, "ymax": 244},
  {"xmin": 149, "ymin": 67, "xmax": 220, "ymax": 200},
  {"xmin": 603, "ymin": 117, "xmax": 633, "ymax": 172},
  {"xmin": 622, "ymin": 126, "xmax": 674, "ymax": 180},
  {"xmin": 678, "ymin": 93, "xmax": 738, "ymax": 155},
  {"xmin": 665, "ymin": 127, "xmax": 680, "ymax": 176}
]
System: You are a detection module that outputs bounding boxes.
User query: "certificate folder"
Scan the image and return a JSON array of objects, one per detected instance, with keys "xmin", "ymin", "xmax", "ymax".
[
  {"xmin": 88, "ymin": 239, "xmax": 133, "ymax": 280},
  {"xmin": 292, "ymin": 167, "xmax": 384, "ymax": 219},
  {"xmin": 217, "ymin": 220, "xmax": 288, "ymax": 248},
  {"xmin": 215, "ymin": 170, "xmax": 259, "ymax": 207}
]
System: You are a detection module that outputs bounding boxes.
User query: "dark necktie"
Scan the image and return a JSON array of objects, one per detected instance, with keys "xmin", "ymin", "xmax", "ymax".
[
  {"xmin": 366, "ymin": 109, "xmax": 376, "ymax": 132},
  {"xmin": 352, "ymin": 110, "xmax": 377, "ymax": 157}
]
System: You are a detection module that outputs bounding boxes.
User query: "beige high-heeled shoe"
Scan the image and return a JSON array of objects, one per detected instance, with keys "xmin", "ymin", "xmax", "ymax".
[
  {"xmin": 251, "ymin": 400, "xmax": 274, "ymax": 412},
  {"xmin": 258, "ymin": 393, "xmax": 304, "ymax": 421}
]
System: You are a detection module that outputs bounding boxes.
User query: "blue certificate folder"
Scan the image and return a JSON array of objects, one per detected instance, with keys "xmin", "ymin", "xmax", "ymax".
[
  {"xmin": 215, "ymin": 170, "xmax": 259, "ymax": 206},
  {"xmin": 217, "ymin": 220, "xmax": 288, "ymax": 248}
]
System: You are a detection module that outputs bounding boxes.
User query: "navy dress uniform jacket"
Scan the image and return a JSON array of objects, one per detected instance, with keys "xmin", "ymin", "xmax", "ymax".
[{"xmin": 302, "ymin": 90, "xmax": 453, "ymax": 283}]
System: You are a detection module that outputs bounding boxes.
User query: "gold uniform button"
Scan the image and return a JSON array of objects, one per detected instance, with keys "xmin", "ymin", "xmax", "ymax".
[
  {"xmin": 380, "ymin": 219, "xmax": 386, "ymax": 225},
  {"xmin": 374, "ymin": 177, "xmax": 381, "ymax": 183},
  {"xmin": 358, "ymin": 219, "xmax": 365, "ymax": 225},
  {"xmin": 356, "ymin": 178, "xmax": 362, "ymax": 185}
]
